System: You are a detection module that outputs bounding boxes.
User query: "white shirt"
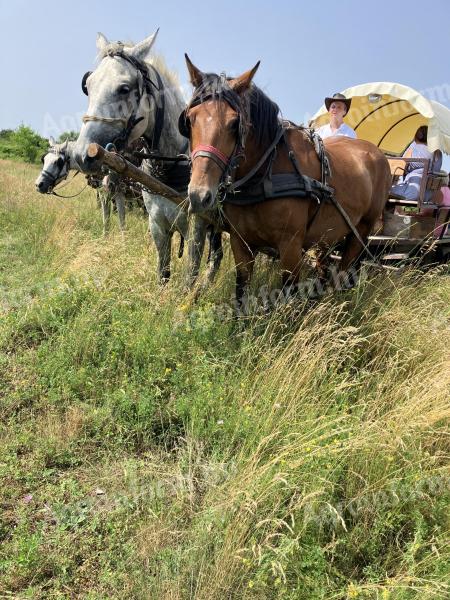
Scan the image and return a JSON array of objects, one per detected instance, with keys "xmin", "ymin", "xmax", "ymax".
[
  {"xmin": 317, "ymin": 123, "xmax": 357, "ymax": 140},
  {"xmin": 404, "ymin": 141, "xmax": 433, "ymax": 177}
]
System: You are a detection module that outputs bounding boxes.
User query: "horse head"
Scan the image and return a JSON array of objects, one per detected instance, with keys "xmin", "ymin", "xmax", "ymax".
[
  {"xmin": 35, "ymin": 137, "xmax": 71, "ymax": 193},
  {"xmin": 181, "ymin": 55, "xmax": 260, "ymax": 215},
  {"xmin": 74, "ymin": 30, "xmax": 161, "ymax": 172}
]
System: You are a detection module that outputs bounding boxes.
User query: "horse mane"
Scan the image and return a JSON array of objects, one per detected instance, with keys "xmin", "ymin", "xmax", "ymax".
[
  {"xmin": 189, "ymin": 72, "xmax": 280, "ymax": 148},
  {"xmin": 97, "ymin": 42, "xmax": 180, "ymax": 89}
]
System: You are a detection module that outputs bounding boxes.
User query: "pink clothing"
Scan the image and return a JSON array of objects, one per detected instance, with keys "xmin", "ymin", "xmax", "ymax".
[
  {"xmin": 419, "ymin": 186, "xmax": 450, "ymax": 237},
  {"xmin": 440, "ymin": 186, "xmax": 450, "ymax": 207}
]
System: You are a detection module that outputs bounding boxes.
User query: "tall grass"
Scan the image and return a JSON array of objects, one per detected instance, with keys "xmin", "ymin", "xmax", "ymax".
[{"xmin": 0, "ymin": 159, "xmax": 448, "ymax": 599}]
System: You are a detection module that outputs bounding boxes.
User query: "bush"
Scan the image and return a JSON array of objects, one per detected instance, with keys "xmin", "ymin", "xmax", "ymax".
[{"xmin": 0, "ymin": 125, "xmax": 49, "ymax": 163}]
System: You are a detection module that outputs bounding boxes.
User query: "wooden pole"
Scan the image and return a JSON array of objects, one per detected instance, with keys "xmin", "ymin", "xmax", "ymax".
[{"xmin": 87, "ymin": 143, "xmax": 186, "ymax": 206}]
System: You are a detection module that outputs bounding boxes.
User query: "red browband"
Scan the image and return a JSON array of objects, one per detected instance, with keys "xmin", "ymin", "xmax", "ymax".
[{"xmin": 191, "ymin": 144, "xmax": 230, "ymax": 168}]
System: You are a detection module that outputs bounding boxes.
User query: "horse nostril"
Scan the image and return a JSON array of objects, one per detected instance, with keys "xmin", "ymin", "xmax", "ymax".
[
  {"xmin": 38, "ymin": 181, "xmax": 44, "ymax": 189},
  {"xmin": 201, "ymin": 191, "xmax": 212, "ymax": 207}
]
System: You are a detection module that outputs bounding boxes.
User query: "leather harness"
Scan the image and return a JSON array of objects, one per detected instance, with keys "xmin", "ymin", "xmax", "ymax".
[{"xmin": 179, "ymin": 91, "xmax": 375, "ymax": 256}]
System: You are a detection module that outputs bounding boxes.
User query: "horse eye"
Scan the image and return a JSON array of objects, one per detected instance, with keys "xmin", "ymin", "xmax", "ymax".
[
  {"xmin": 57, "ymin": 157, "xmax": 64, "ymax": 168},
  {"xmin": 118, "ymin": 85, "xmax": 130, "ymax": 95},
  {"xmin": 228, "ymin": 118, "xmax": 239, "ymax": 132}
]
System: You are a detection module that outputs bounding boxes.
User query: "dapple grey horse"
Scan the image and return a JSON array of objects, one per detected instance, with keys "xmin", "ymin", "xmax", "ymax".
[
  {"xmin": 35, "ymin": 138, "xmax": 132, "ymax": 235},
  {"xmin": 73, "ymin": 30, "xmax": 222, "ymax": 284}
]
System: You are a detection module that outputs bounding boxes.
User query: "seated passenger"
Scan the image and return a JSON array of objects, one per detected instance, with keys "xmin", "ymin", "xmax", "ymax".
[
  {"xmin": 391, "ymin": 126, "xmax": 434, "ymax": 201},
  {"xmin": 316, "ymin": 93, "xmax": 357, "ymax": 140}
]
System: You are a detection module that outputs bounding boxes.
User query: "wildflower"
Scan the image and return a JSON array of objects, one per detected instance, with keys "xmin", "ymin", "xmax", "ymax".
[
  {"xmin": 347, "ymin": 583, "xmax": 360, "ymax": 598},
  {"xmin": 179, "ymin": 304, "xmax": 189, "ymax": 312},
  {"xmin": 217, "ymin": 419, "xmax": 224, "ymax": 425},
  {"xmin": 382, "ymin": 589, "xmax": 390, "ymax": 599},
  {"xmin": 274, "ymin": 403, "xmax": 281, "ymax": 409},
  {"xmin": 248, "ymin": 580, "xmax": 254, "ymax": 588},
  {"xmin": 165, "ymin": 367, "xmax": 172, "ymax": 375}
]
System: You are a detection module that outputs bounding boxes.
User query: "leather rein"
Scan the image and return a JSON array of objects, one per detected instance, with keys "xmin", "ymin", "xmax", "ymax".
[{"xmin": 82, "ymin": 48, "xmax": 165, "ymax": 152}]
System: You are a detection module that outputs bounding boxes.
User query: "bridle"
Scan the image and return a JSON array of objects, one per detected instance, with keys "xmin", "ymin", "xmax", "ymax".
[
  {"xmin": 40, "ymin": 147, "xmax": 71, "ymax": 190},
  {"xmin": 179, "ymin": 84, "xmax": 284, "ymax": 197},
  {"xmin": 178, "ymin": 80, "xmax": 249, "ymax": 192},
  {"xmin": 81, "ymin": 46, "xmax": 165, "ymax": 151}
]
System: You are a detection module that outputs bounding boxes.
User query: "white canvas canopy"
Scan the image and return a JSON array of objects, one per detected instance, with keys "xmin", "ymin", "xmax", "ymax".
[{"xmin": 310, "ymin": 82, "xmax": 450, "ymax": 155}]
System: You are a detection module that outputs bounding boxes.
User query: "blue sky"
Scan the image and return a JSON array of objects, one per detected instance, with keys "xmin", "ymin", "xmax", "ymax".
[{"xmin": 1, "ymin": 0, "xmax": 449, "ymax": 165}]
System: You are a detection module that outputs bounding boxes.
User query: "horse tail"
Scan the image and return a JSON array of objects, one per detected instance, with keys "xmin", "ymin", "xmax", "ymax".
[{"xmin": 178, "ymin": 234, "xmax": 185, "ymax": 258}]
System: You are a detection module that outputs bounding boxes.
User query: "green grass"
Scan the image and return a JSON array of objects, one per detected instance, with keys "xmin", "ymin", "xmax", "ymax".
[{"xmin": 0, "ymin": 159, "xmax": 449, "ymax": 599}]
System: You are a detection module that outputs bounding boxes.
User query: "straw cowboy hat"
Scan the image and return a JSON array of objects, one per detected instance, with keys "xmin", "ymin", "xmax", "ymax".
[{"xmin": 324, "ymin": 93, "xmax": 352, "ymax": 114}]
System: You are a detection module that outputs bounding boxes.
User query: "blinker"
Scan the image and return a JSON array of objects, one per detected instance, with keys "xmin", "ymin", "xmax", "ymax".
[
  {"xmin": 178, "ymin": 111, "xmax": 190, "ymax": 139},
  {"xmin": 81, "ymin": 71, "xmax": 92, "ymax": 96}
]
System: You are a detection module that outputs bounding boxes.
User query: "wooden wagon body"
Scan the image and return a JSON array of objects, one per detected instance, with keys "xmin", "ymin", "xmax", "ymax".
[{"xmin": 311, "ymin": 82, "xmax": 450, "ymax": 265}]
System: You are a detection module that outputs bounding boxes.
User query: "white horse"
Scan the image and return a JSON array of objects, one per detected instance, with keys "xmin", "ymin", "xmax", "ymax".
[
  {"xmin": 35, "ymin": 138, "xmax": 145, "ymax": 235},
  {"xmin": 74, "ymin": 30, "xmax": 221, "ymax": 283}
]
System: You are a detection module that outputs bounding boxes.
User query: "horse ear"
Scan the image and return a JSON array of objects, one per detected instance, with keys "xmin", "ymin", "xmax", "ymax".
[
  {"xmin": 96, "ymin": 32, "xmax": 109, "ymax": 53},
  {"xmin": 48, "ymin": 136, "xmax": 56, "ymax": 146},
  {"xmin": 129, "ymin": 29, "xmax": 159, "ymax": 63},
  {"xmin": 229, "ymin": 61, "xmax": 260, "ymax": 93},
  {"xmin": 185, "ymin": 54, "xmax": 204, "ymax": 88},
  {"xmin": 62, "ymin": 139, "xmax": 69, "ymax": 150}
]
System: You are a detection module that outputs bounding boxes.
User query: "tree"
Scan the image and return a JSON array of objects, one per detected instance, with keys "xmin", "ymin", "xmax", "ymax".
[
  {"xmin": 12, "ymin": 125, "xmax": 48, "ymax": 163},
  {"xmin": 0, "ymin": 125, "xmax": 53, "ymax": 163},
  {"xmin": 57, "ymin": 131, "xmax": 79, "ymax": 143}
]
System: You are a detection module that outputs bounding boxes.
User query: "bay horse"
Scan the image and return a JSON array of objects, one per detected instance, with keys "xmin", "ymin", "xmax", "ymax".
[{"xmin": 180, "ymin": 57, "xmax": 392, "ymax": 305}]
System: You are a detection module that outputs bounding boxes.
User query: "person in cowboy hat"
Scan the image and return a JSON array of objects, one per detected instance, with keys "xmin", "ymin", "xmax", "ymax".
[{"xmin": 316, "ymin": 93, "xmax": 357, "ymax": 140}]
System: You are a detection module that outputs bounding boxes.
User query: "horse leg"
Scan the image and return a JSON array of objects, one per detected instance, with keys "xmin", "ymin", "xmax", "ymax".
[
  {"xmin": 206, "ymin": 230, "xmax": 223, "ymax": 283},
  {"xmin": 187, "ymin": 216, "xmax": 207, "ymax": 287},
  {"xmin": 150, "ymin": 221, "xmax": 172, "ymax": 283},
  {"xmin": 100, "ymin": 189, "xmax": 112, "ymax": 236},
  {"xmin": 278, "ymin": 234, "xmax": 304, "ymax": 298},
  {"xmin": 115, "ymin": 191, "xmax": 126, "ymax": 232},
  {"xmin": 230, "ymin": 235, "xmax": 255, "ymax": 314}
]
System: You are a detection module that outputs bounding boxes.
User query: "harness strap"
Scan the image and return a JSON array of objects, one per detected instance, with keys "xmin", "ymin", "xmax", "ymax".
[
  {"xmin": 133, "ymin": 151, "xmax": 189, "ymax": 162},
  {"xmin": 230, "ymin": 126, "xmax": 285, "ymax": 191},
  {"xmin": 327, "ymin": 195, "xmax": 376, "ymax": 260},
  {"xmin": 283, "ymin": 129, "xmax": 375, "ymax": 259},
  {"xmin": 192, "ymin": 144, "xmax": 230, "ymax": 170},
  {"xmin": 147, "ymin": 63, "xmax": 165, "ymax": 150}
]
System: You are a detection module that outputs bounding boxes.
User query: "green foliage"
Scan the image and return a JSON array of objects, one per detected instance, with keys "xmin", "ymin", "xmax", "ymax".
[
  {"xmin": 57, "ymin": 130, "xmax": 79, "ymax": 143},
  {"xmin": 0, "ymin": 160, "xmax": 449, "ymax": 599},
  {"xmin": 0, "ymin": 125, "xmax": 49, "ymax": 163}
]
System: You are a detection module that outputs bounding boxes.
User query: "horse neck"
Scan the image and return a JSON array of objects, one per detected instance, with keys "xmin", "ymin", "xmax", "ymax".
[
  {"xmin": 142, "ymin": 67, "xmax": 187, "ymax": 156},
  {"xmin": 66, "ymin": 141, "xmax": 81, "ymax": 171},
  {"xmin": 236, "ymin": 127, "xmax": 321, "ymax": 180}
]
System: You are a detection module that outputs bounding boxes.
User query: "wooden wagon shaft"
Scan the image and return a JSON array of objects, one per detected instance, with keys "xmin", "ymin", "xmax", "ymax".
[{"xmin": 87, "ymin": 143, "xmax": 186, "ymax": 206}]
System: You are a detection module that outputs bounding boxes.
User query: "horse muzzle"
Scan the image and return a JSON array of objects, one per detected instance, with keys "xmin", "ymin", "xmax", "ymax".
[
  {"xmin": 188, "ymin": 185, "xmax": 217, "ymax": 215},
  {"xmin": 35, "ymin": 176, "xmax": 52, "ymax": 194}
]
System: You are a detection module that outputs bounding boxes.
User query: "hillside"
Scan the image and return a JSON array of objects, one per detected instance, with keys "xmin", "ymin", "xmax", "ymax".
[{"xmin": 0, "ymin": 159, "xmax": 449, "ymax": 599}]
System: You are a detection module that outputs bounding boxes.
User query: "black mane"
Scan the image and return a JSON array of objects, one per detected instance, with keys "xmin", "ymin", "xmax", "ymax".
[{"xmin": 188, "ymin": 72, "xmax": 281, "ymax": 148}]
